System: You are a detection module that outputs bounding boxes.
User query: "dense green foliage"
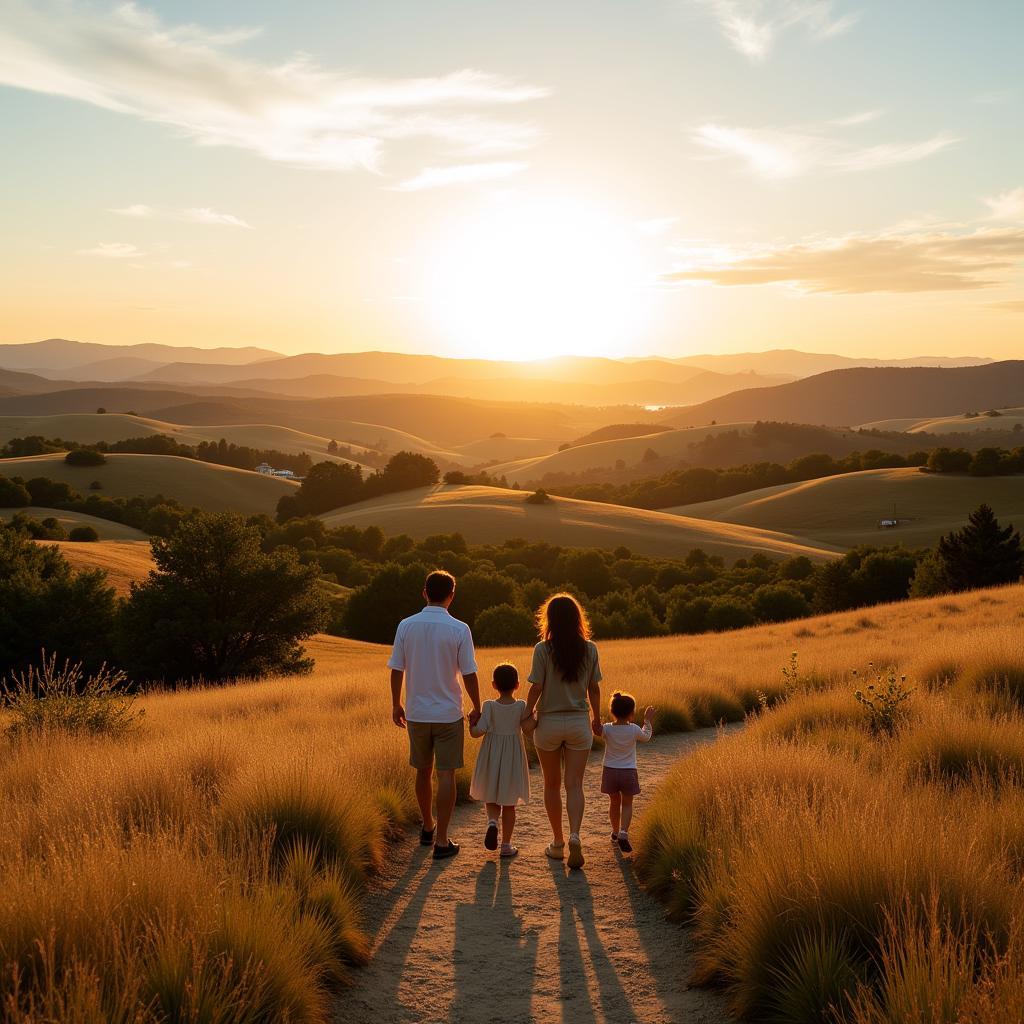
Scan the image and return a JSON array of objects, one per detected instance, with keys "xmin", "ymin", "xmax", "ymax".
[
  {"xmin": 0, "ymin": 526, "xmax": 118, "ymax": 676},
  {"xmin": 63, "ymin": 447, "xmax": 106, "ymax": 466},
  {"xmin": 118, "ymin": 513, "xmax": 327, "ymax": 685},
  {"xmin": 276, "ymin": 450, "xmax": 440, "ymax": 521}
]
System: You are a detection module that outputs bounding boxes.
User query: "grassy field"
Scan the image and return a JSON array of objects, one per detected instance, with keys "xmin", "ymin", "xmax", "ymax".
[
  {"xmin": 319, "ymin": 483, "xmax": 838, "ymax": 561},
  {"xmin": 0, "ymin": 507, "xmax": 147, "ymax": 541},
  {"xmin": 860, "ymin": 408, "xmax": 1024, "ymax": 434},
  {"xmin": 2, "ymin": 583, "xmax": 1022, "ymax": 1019},
  {"xmin": 666, "ymin": 466, "xmax": 1024, "ymax": 549},
  {"xmin": 0, "ymin": 452, "xmax": 298, "ymax": 514},
  {"xmin": 43, "ymin": 539, "xmax": 155, "ymax": 594},
  {"xmin": 635, "ymin": 582, "xmax": 1024, "ymax": 1022},
  {"xmin": 487, "ymin": 423, "xmax": 758, "ymax": 484}
]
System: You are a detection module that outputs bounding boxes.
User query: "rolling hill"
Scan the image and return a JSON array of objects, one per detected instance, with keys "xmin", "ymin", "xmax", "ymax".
[
  {"xmin": 0, "ymin": 506, "xmax": 148, "ymax": 541},
  {"xmin": 0, "ymin": 453, "xmax": 297, "ymax": 514},
  {"xmin": 318, "ymin": 484, "xmax": 838, "ymax": 561},
  {"xmin": 665, "ymin": 467, "xmax": 1024, "ymax": 549},
  {"xmin": 41, "ymin": 539, "xmax": 155, "ymax": 595},
  {"xmin": 662, "ymin": 362, "xmax": 1024, "ymax": 429},
  {"xmin": 859, "ymin": 408, "xmax": 1024, "ymax": 435}
]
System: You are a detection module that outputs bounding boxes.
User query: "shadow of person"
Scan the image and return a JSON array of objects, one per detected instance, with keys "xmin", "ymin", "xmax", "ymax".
[
  {"xmin": 450, "ymin": 859, "xmax": 539, "ymax": 1024},
  {"xmin": 546, "ymin": 859, "xmax": 639, "ymax": 1023}
]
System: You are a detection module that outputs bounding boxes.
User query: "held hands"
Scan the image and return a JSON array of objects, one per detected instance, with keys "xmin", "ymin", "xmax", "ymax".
[
  {"xmin": 591, "ymin": 717, "xmax": 603, "ymax": 738},
  {"xmin": 521, "ymin": 713, "xmax": 537, "ymax": 736},
  {"xmin": 468, "ymin": 708, "xmax": 483, "ymax": 728},
  {"xmin": 392, "ymin": 704, "xmax": 407, "ymax": 729}
]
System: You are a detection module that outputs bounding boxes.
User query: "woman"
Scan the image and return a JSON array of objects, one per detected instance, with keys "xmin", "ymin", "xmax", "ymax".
[{"xmin": 525, "ymin": 593, "xmax": 602, "ymax": 869}]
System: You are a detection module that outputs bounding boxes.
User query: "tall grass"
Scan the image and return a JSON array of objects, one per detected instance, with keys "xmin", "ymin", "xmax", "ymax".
[{"xmin": 635, "ymin": 582, "xmax": 1024, "ymax": 1023}]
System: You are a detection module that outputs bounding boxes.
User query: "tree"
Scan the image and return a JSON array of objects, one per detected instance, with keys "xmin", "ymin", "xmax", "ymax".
[
  {"xmin": 69, "ymin": 525, "xmax": 99, "ymax": 542},
  {"xmin": 909, "ymin": 550, "xmax": 951, "ymax": 598},
  {"xmin": 0, "ymin": 529, "xmax": 118, "ymax": 676},
  {"xmin": 753, "ymin": 584, "xmax": 810, "ymax": 623},
  {"xmin": 812, "ymin": 559, "xmax": 858, "ymax": 613},
  {"xmin": 927, "ymin": 447, "xmax": 972, "ymax": 473},
  {"xmin": 449, "ymin": 570, "xmax": 518, "ymax": 630},
  {"xmin": 365, "ymin": 451, "xmax": 439, "ymax": 497},
  {"xmin": 851, "ymin": 550, "xmax": 918, "ymax": 605},
  {"xmin": 277, "ymin": 461, "xmax": 363, "ymax": 521},
  {"xmin": 705, "ymin": 598, "xmax": 755, "ymax": 632},
  {"xmin": 341, "ymin": 563, "xmax": 430, "ymax": 643},
  {"xmin": 327, "ymin": 439, "xmax": 339, "ymax": 454},
  {"xmin": 553, "ymin": 549, "xmax": 613, "ymax": 597},
  {"xmin": 119, "ymin": 513, "xmax": 327, "ymax": 685},
  {"xmin": 65, "ymin": 448, "xmax": 106, "ymax": 467},
  {"xmin": 525, "ymin": 488, "xmax": 551, "ymax": 504},
  {"xmin": 0, "ymin": 476, "xmax": 30, "ymax": 507},
  {"xmin": 969, "ymin": 447, "xmax": 1004, "ymax": 477},
  {"xmin": 475, "ymin": 603, "xmax": 537, "ymax": 646},
  {"xmin": 936, "ymin": 504, "xmax": 1023, "ymax": 592}
]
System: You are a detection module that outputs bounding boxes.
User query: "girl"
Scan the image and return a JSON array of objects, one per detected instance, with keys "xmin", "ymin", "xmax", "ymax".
[
  {"xmin": 601, "ymin": 691, "xmax": 654, "ymax": 854},
  {"xmin": 524, "ymin": 593, "xmax": 603, "ymax": 870},
  {"xmin": 469, "ymin": 662, "xmax": 532, "ymax": 858}
]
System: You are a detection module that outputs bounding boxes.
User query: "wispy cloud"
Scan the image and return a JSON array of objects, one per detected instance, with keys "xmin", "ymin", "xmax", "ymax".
[
  {"xmin": 830, "ymin": 109, "xmax": 883, "ymax": 126},
  {"xmin": 664, "ymin": 228, "xmax": 1024, "ymax": 293},
  {"xmin": 111, "ymin": 204, "xmax": 252, "ymax": 227},
  {"xmin": 636, "ymin": 217, "xmax": 680, "ymax": 236},
  {"xmin": 990, "ymin": 299, "xmax": 1024, "ymax": 313},
  {"xmin": 0, "ymin": 2, "xmax": 548, "ymax": 173},
  {"xmin": 694, "ymin": 0, "xmax": 859, "ymax": 60},
  {"xmin": 986, "ymin": 188, "xmax": 1024, "ymax": 222},
  {"xmin": 391, "ymin": 161, "xmax": 528, "ymax": 191},
  {"xmin": 78, "ymin": 242, "xmax": 146, "ymax": 259},
  {"xmin": 693, "ymin": 121, "xmax": 957, "ymax": 179}
]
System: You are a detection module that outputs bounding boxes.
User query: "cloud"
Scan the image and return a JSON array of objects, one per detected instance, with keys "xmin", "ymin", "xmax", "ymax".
[
  {"xmin": 391, "ymin": 161, "xmax": 528, "ymax": 191},
  {"xmin": 663, "ymin": 228, "xmax": 1024, "ymax": 293},
  {"xmin": 0, "ymin": 2, "xmax": 547, "ymax": 173},
  {"xmin": 990, "ymin": 299, "xmax": 1024, "ymax": 313},
  {"xmin": 830, "ymin": 109, "xmax": 883, "ymax": 126},
  {"xmin": 110, "ymin": 203, "xmax": 153, "ymax": 218},
  {"xmin": 693, "ymin": 122, "xmax": 956, "ymax": 179},
  {"xmin": 986, "ymin": 188, "xmax": 1024, "ymax": 222},
  {"xmin": 78, "ymin": 242, "xmax": 146, "ymax": 258},
  {"xmin": 695, "ymin": 0, "xmax": 859, "ymax": 60},
  {"xmin": 110, "ymin": 203, "xmax": 252, "ymax": 226},
  {"xmin": 636, "ymin": 217, "xmax": 680, "ymax": 236}
]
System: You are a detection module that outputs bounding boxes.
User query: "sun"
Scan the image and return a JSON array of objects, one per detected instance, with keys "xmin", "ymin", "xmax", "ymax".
[{"xmin": 418, "ymin": 195, "xmax": 654, "ymax": 361}]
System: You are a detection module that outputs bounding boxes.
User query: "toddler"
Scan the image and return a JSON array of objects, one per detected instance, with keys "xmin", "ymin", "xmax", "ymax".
[
  {"xmin": 469, "ymin": 663, "xmax": 532, "ymax": 858},
  {"xmin": 601, "ymin": 691, "xmax": 654, "ymax": 853}
]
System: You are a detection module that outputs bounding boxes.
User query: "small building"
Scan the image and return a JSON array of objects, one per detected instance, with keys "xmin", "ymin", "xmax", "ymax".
[
  {"xmin": 272, "ymin": 469, "xmax": 296, "ymax": 479},
  {"xmin": 878, "ymin": 518, "xmax": 898, "ymax": 529},
  {"xmin": 255, "ymin": 463, "xmax": 274, "ymax": 475}
]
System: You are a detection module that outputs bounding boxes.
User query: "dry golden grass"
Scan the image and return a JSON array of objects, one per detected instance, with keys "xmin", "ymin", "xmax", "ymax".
[
  {"xmin": 860, "ymin": 408, "xmax": 1024, "ymax": 434},
  {"xmin": 635, "ymin": 582, "xmax": 1024, "ymax": 1023},
  {"xmin": 40, "ymin": 539, "xmax": 155, "ymax": 595},
  {"xmin": 319, "ymin": 483, "xmax": 837, "ymax": 561},
  {"xmin": 1, "ymin": 452, "xmax": 297, "ymax": 514},
  {"xmin": 666, "ymin": 466, "xmax": 1024, "ymax": 550},
  {"xmin": 2, "ymin": 585, "xmax": 1022, "ymax": 1019}
]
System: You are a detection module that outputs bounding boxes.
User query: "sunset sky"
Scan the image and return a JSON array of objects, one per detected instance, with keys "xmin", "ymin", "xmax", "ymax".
[{"xmin": 1, "ymin": 0, "xmax": 1022, "ymax": 360}]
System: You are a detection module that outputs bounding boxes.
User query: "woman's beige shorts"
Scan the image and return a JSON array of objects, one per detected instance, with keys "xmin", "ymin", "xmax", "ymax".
[{"xmin": 534, "ymin": 711, "xmax": 593, "ymax": 752}]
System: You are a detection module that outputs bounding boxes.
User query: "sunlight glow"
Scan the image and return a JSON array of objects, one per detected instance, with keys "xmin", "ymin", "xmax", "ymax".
[{"xmin": 419, "ymin": 195, "xmax": 654, "ymax": 360}]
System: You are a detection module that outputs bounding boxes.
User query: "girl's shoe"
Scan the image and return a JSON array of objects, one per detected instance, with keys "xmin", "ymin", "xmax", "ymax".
[
  {"xmin": 500, "ymin": 844, "xmax": 519, "ymax": 858},
  {"xmin": 567, "ymin": 835, "xmax": 585, "ymax": 870},
  {"xmin": 419, "ymin": 826, "xmax": 435, "ymax": 846},
  {"xmin": 617, "ymin": 834, "xmax": 633, "ymax": 854},
  {"xmin": 610, "ymin": 831, "xmax": 619, "ymax": 844},
  {"xmin": 484, "ymin": 821, "xmax": 499, "ymax": 851},
  {"xmin": 545, "ymin": 842, "xmax": 565, "ymax": 860}
]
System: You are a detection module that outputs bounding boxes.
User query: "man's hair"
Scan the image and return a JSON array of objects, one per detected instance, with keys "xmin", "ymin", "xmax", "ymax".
[
  {"xmin": 424, "ymin": 570, "xmax": 456, "ymax": 603},
  {"xmin": 492, "ymin": 662, "xmax": 519, "ymax": 693},
  {"xmin": 610, "ymin": 691, "xmax": 636, "ymax": 720}
]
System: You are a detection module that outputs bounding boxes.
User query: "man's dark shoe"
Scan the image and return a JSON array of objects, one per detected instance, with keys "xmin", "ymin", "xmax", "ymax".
[
  {"xmin": 484, "ymin": 822, "xmax": 499, "ymax": 850},
  {"xmin": 419, "ymin": 826, "xmax": 436, "ymax": 847},
  {"xmin": 433, "ymin": 840, "xmax": 460, "ymax": 861}
]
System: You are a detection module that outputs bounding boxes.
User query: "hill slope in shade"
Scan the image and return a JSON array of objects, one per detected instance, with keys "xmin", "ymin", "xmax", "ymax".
[
  {"xmin": 0, "ymin": 338, "xmax": 279, "ymax": 372},
  {"xmin": 859, "ymin": 408, "xmax": 1024, "ymax": 435},
  {"xmin": 0, "ymin": 507, "xmax": 148, "ymax": 541},
  {"xmin": 666, "ymin": 467, "xmax": 1024, "ymax": 549},
  {"xmin": 668, "ymin": 348, "xmax": 991, "ymax": 377},
  {"xmin": 662, "ymin": 362, "xmax": 1024, "ymax": 429},
  {"xmin": 318, "ymin": 484, "xmax": 838, "ymax": 561},
  {"xmin": 0, "ymin": 453, "xmax": 296, "ymax": 514}
]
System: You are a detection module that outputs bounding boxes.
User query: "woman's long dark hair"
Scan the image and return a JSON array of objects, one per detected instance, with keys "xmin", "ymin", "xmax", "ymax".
[{"xmin": 537, "ymin": 593, "xmax": 591, "ymax": 683}]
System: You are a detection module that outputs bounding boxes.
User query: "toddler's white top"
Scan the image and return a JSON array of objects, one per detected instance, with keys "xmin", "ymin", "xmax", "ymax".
[{"xmin": 601, "ymin": 721, "xmax": 652, "ymax": 769}]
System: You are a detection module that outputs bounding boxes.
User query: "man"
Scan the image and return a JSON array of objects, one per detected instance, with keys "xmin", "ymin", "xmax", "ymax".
[{"xmin": 389, "ymin": 570, "xmax": 481, "ymax": 860}]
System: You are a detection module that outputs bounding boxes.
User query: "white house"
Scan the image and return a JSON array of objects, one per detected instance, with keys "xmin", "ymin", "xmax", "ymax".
[{"xmin": 255, "ymin": 462, "xmax": 274, "ymax": 475}]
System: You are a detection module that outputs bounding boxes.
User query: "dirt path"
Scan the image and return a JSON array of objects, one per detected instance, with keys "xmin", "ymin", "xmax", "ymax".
[{"xmin": 338, "ymin": 726, "xmax": 735, "ymax": 1024}]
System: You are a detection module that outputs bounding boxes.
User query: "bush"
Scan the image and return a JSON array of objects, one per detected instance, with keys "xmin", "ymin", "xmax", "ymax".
[
  {"xmin": 474, "ymin": 603, "xmax": 537, "ymax": 646},
  {"xmin": 525, "ymin": 488, "xmax": 551, "ymax": 505},
  {"xmin": 2, "ymin": 652, "xmax": 141, "ymax": 738},
  {"xmin": 0, "ymin": 474, "xmax": 31, "ymax": 507},
  {"xmin": 64, "ymin": 448, "xmax": 107, "ymax": 467},
  {"xmin": 68, "ymin": 525, "xmax": 100, "ymax": 542}
]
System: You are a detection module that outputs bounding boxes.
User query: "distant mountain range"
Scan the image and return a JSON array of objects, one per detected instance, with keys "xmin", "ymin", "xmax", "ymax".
[{"xmin": 662, "ymin": 362, "xmax": 1024, "ymax": 429}]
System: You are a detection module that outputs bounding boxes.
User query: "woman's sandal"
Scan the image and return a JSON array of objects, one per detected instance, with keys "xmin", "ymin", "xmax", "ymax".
[
  {"xmin": 567, "ymin": 836, "xmax": 585, "ymax": 870},
  {"xmin": 500, "ymin": 844, "xmax": 519, "ymax": 858},
  {"xmin": 545, "ymin": 842, "xmax": 565, "ymax": 860}
]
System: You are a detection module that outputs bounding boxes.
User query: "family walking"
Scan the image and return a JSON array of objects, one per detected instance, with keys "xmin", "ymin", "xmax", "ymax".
[{"xmin": 389, "ymin": 570, "xmax": 654, "ymax": 867}]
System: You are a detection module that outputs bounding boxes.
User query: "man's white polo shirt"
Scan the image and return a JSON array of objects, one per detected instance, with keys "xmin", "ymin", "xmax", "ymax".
[{"xmin": 388, "ymin": 605, "xmax": 477, "ymax": 723}]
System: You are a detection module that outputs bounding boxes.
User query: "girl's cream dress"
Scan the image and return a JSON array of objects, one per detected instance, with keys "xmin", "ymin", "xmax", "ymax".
[{"xmin": 470, "ymin": 699, "xmax": 531, "ymax": 806}]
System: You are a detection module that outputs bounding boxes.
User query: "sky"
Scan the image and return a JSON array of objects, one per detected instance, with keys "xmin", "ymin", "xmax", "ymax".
[{"xmin": 1, "ymin": 0, "xmax": 1022, "ymax": 361}]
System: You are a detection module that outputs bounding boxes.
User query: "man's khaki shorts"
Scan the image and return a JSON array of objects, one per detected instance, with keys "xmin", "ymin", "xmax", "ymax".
[{"xmin": 407, "ymin": 719, "xmax": 465, "ymax": 771}]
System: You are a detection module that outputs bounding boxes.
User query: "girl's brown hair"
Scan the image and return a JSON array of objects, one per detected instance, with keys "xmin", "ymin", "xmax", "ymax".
[{"xmin": 537, "ymin": 593, "xmax": 592, "ymax": 683}]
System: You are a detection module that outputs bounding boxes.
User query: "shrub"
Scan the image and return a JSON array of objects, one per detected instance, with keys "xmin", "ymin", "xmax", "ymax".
[
  {"xmin": 475, "ymin": 603, "xmax": 537, "ymax": 646},
  {"xmin": 853, "ymin": 665, "xmax": 914, "ymax": 735},
  {"xmin": 525, "ymin": 488, "xmax": 551, "ymax": 504},
  {"xmin": 2, "ymin": 653, "xmax": 141, "ymax": 738},
  {"xmin": 0, "ymin": 474, "xmax": 31, "ymax": 507},
  {"xmin": 68, "ymin": 525, "xmax": 99, "ymax": 542},
  {"xmin": 64, "ymin": 448, "xmax": 107, "ymax": 467}
]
